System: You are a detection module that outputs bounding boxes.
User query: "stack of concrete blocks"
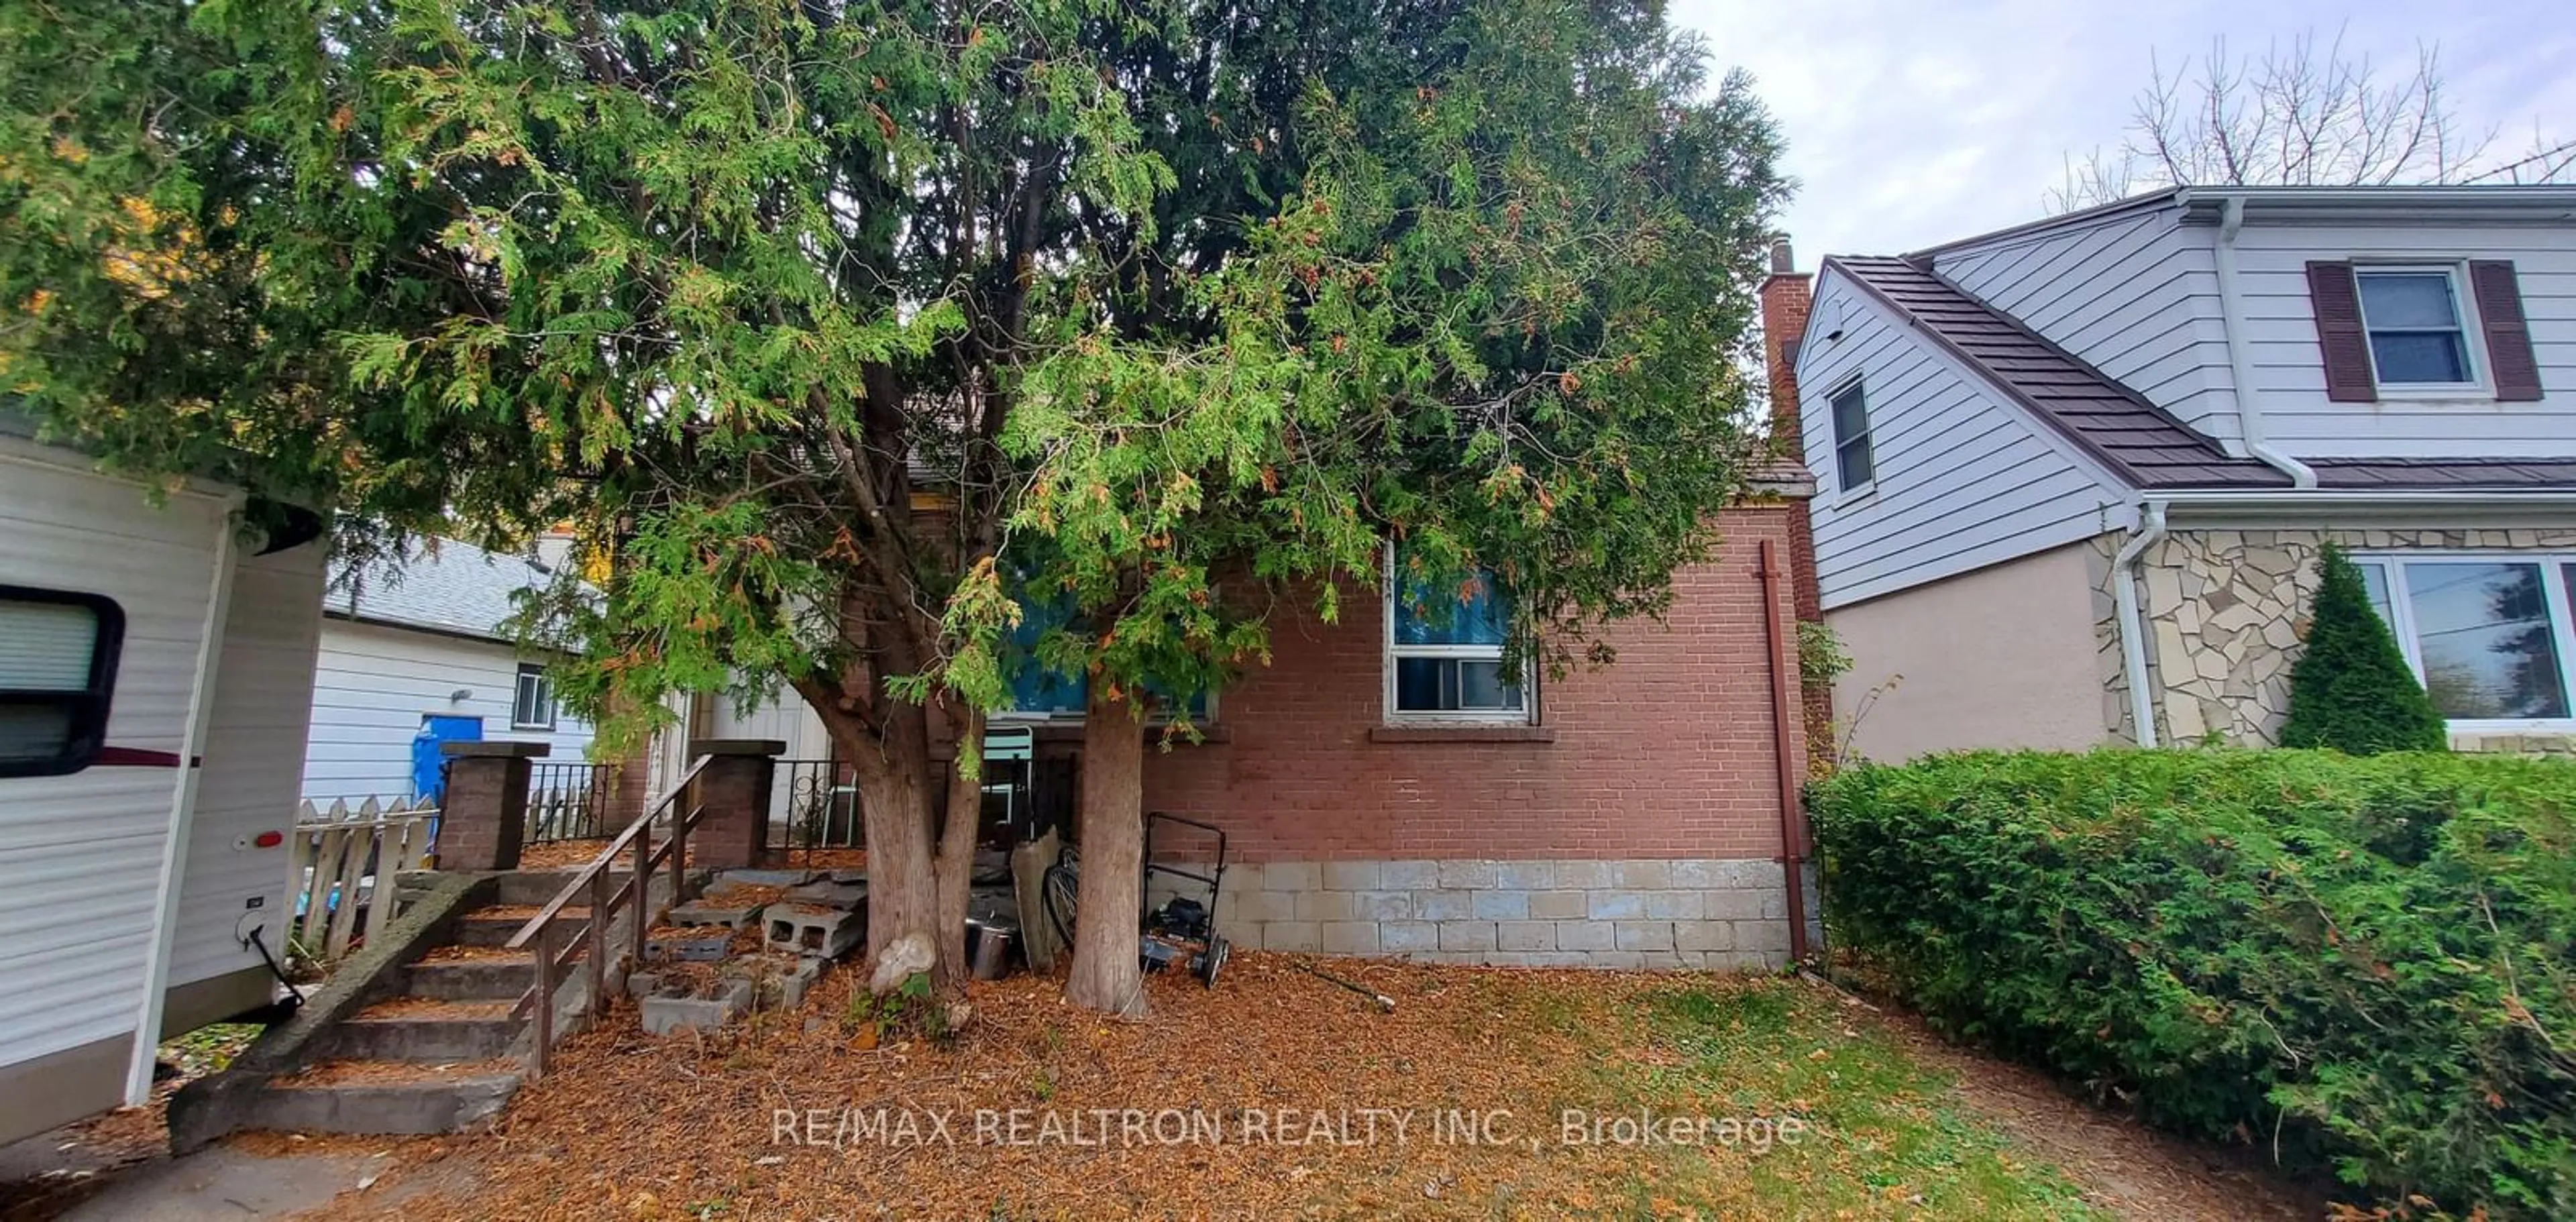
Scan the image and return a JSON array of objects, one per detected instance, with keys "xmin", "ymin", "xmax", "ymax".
[{"xmin": 765, "ymin": 877, "xmax": 865, "ymax": 959}]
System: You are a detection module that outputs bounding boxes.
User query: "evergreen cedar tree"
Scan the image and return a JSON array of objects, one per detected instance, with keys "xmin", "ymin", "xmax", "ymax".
[
  {"xmin": 3, "ymin": 0, "xmax": 1786, "ymax": 1011},
  {"xmin": 2280, "ymin": 543, "xmax": 2448, "ymax": 755}
]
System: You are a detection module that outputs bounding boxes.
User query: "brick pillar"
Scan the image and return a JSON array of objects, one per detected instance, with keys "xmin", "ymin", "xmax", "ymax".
[
  {"xmin": 437, "ymin": 740, "xmax": 551, "ymax": 871},
  {"xmin": 686, "ymin": 738, "xmax": 784, "ymax": 869}
]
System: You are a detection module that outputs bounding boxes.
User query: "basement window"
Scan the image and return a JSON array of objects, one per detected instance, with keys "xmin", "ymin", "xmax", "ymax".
[{"xmin": 0, "ymin": 586, "xmax": 124, "ymax": 777}]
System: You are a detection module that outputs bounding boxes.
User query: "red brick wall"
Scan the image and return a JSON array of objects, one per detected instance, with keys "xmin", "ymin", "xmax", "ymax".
[
  {"xmin": 1138, "ymin": 506, "xmax": 1804, "ymax": 863},
  {"xmin": 1760, "ymin": 261, "xmax": 1834, "ymax": 762}
]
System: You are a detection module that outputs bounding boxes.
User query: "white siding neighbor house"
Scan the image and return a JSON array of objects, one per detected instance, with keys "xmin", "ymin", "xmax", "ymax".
[
  {"xmin": 1, "ymin": 424, "xmax": 325, "ymax": 1145},
  {"xmin": 307, "ymin": 538, "xmax": 598, "ymax": 805},
  {"xmin": 1766, "ymin": 185, "xmax": 2576, "ymax": 762}
]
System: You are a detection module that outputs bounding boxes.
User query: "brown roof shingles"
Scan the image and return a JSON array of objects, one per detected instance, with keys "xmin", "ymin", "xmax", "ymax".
[{"xmin": 1827, "ymin": 256, "xmax": 2292, "ymax": 490}]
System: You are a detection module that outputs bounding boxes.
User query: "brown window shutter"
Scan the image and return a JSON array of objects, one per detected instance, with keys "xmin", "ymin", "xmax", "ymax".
[
  {"xmin": 2469, "ymin": 260, "xmax": 2544, "ymax": 402},
  {"xmin": 2306, "ymin": 260, "xmax": 2377, "ymax": 402}
]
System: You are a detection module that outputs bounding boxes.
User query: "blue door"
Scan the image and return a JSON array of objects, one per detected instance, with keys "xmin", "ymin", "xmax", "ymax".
[{"xmin": 413, "ymin": 714, "xmax": 484, "ymax": 801}]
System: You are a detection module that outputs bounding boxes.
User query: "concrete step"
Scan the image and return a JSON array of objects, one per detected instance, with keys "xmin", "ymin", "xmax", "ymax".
[
  {"xmin": 322, "ymin": 999, "xmax": 523, "ymax": 1062},
  {"xmin": 497, "ymin": 868, "xmax": 644, "ymax": 907},
  {"xmin": 250, "ymin": 1060, "xmax": 522, "ymax": 1135},
  {"xmin": 402, "ymin": 948, "xmax": 537, "ymax": 1000},
  {"xmin": 453, "ymin": 905, "xmax": 587, "ymax": 948}
]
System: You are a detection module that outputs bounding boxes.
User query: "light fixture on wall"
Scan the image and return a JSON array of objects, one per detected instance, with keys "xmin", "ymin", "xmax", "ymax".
[{"xmin": 449, "ymin": 689, "xmax": 473, "ymax": 704}]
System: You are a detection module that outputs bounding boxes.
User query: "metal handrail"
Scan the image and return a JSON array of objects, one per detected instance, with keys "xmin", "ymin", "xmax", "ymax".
[{"xmin": 506, "ymin": 754, "xmax": 713, "ymax": 1077}]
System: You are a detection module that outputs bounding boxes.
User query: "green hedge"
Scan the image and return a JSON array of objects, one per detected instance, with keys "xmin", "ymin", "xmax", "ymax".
[{"xmin": 1809, "ymin": 749, "xmax": 2575, "ymax": 1217}]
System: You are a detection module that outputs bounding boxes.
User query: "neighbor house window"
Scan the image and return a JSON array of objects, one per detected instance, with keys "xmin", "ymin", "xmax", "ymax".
[
  {"xmin": 2356, "ymin": 269, "xmax": 2477, "ymax": 388},
  {"xmin": 1828, "ymin": 379, "xmax": 1874, "ymax": 492},
  {"xmin": 0, "ymin": 587, "xmax": 123, "ymax": 777},
  {"xmin": 2351, "ymin": 555, "xmax": 2576, "ymax": 724},
  {"xmin": 1385, "ymin": 545, "xmax": 1527, "ymax": 721},
  {"xmin": 512, "ymin": 663, "xmax": 557, "ymax": 730}
]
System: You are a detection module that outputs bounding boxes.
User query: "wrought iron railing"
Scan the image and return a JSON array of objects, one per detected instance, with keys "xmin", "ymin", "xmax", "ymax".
[
  {"xmin": 776, "ymin": 756, "xmax": 862, "ymax": 856},
  {"xmin": 525, "ymin": 761, "xmax": 612, "ymax": 843}
]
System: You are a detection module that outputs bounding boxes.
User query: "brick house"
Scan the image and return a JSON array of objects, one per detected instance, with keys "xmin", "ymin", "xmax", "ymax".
[{"xmin": 678, "ymin": 493, "xmax": 1827, "ymax": 970}]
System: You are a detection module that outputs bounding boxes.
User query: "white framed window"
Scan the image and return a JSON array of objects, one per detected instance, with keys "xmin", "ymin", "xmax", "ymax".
[
  {"xmin": 1383, "ymin": 543, "xmax": 1529, "ymax": 722},
  {"xmin": 1827, "ymin": 378, "xmax": 1874, "ymax": 494},
  {"xmin": 2355, "ymin": 267, "xmax": 2481, "ymax": 391},
  {"xmin": 511, "ymin": 663, "xmax": 557, "ymax": 730},
  {"xmin": 2350, "ymin": 553, "xmax": 2576, "ymax": 727},
  {"xmin": 0, "ymin": 586, "xmax": 124, "ymax": 777}
]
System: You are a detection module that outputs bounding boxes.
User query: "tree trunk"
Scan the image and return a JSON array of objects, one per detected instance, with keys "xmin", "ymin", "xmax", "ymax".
[
  {"xmin": 1065, "ymin": 685, "xmax": 1148, "ymax": 1017},
  {"xmin": 929, "ymin": 705, "xmax": 984, "ymax": 991},
  {"xmin": 812, "ymin": 698, "xmax": 979, "ymax": 995}
]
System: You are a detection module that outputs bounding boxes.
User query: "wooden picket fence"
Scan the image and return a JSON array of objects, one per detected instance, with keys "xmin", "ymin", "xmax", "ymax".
[{"xmin": 291, "ymin": 796, "xmax": 440, "ymax": 963}]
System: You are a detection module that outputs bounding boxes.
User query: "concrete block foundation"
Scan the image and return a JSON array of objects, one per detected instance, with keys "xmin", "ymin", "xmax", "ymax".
[{"xmin": 1150, "ymin": 858, "xmax": 1813, "ymax": 969}]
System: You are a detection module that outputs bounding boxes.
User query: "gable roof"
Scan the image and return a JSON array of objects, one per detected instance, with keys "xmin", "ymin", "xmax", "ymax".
[
  {"xmin": 1824, "ymin": 256, "xmax": 2292, "ymax": 490},
  {"xmin": 326, "ymin": 537, "xmax": 567, "ymax": 645}
]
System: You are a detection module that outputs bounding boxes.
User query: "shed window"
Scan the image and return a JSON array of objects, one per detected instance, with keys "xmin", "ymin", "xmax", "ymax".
[
  {"xmin": 1829, "ymin": 380, "xmax": 1875, "ymax": 492},
  {"xmin": 0, "ymin": 587, "xmax": 124, "ymax": 777},
  {"xmin": 512, "ymin": 663, "xmax": 557, "ymax": 730}
]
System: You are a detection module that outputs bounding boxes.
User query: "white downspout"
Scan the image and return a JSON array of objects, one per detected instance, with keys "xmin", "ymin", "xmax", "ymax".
[
  {"xmin": 2214, "ymin": 197, "xmax": 2318, "ymax": 489},
  {"xmin": 126, "ymin": 503, "xmax": 242, "ymax": 1101},
  {"xmin": 2111, "ymin": 500, "xmax": 2169, "ymax": 747}
]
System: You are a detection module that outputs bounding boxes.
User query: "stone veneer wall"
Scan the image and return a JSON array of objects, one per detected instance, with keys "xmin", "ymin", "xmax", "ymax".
[
  {"xmin": 2090, "ymin": 527, "xmax": 2576, "ymax": 752},
  {"xmin": 1151, "ymin": 858, "xmax": 1819, "ymax": 970}
]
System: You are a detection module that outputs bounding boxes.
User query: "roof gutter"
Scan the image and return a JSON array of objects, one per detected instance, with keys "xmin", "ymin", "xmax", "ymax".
[
  {"xmin": 2110, "ymin": 500, "xmax": 2169, "ymax": 748},
  {"xmin": 2213, "ymin": 197, "xmax": 2316, "ymax": 489}
]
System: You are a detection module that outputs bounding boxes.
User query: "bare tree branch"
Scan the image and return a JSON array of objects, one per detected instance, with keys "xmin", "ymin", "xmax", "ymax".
[{"xmin": 2048, "ymin": 24, "xmax": 2567, "ymax": 213}]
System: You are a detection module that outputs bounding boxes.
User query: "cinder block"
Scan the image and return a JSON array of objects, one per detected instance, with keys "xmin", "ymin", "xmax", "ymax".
[
  {"xmin": 1320, "ymin": 922, "xmax": 1380, "ymax": 954},
  {"xmin": 1248, "ymin": 891, "xmax": 1299, "ymax": 922},
  {"xmin": 1413, "ymin": 890, "xmax": 1471, "ymax": 921},
  {"xmin": 1381, "ymin": 860, "xmax": 1440, "ymax": 889},
  {"xmin": 1494, "ymin": 921, "xmax": 1556, "ymax": 952},
  {"xmin": 1674, "ymin": 921, "xmax": 1735, "ymax": 952},
  {"xmin": 1706, "ymin": 951, "xmax": 1772, "ymax": 973},
  {"xmin": 1554, "ymin": 861, "xmax": 1613, "ymax": 889},
  {"xmin": 1645, "ymin": 891, "xmax": 1703, "ymax": 920},
  {"xmin": 1613, "ymin": 860, "xmax": 1672, "ymax": 889},
  {"xmin": 1470, "ymin": 891, "xmax": 1528, "ymax": 921},
  {"xmin": 640, "ymin": 979, "xmax": 753, "ymax": 1036},
  {"xmin": 1436, "ymin": 921, "xmax": 1497, "ymax": 952},
  {"xmin": 1264, "ymin": 862, "xmax": 1321, "ymax": 892},
  {"xmin": 1733, "ymin": 920, "xmax": 1791, "ymax": 954},
  {"xmin": 1701, "ymin": 890, "xmax": 1768, "ymax": 922},
  {"xmin": 766, "ymin": 902, "xmax": 862, "ymax": 958},
  {"xmin": 1436, "ymin": 860, "xmax": 1495, "ymax": 889},
  {"xmin": 1554, "ymin": 920, "xmax": 1616, "ymax": 952},
  {"xmin": 1320, "ymin": 861, "xmax": 1379, "ymax": 891},
  {"xmin": 1587, "ymin": 950, "xmax": 1647, "ymax": 969},
  {"xmin": 1223, "ymin": 863, "xmax": 1263, "ymax": 893},
  {"xmin": 1587, "ymin": 891, "xmax": 1646, "ymax": 920},
  {"xmin": 1379, "ymin": 921, "xmax": 1438, "ymax": 952},
  {"xmin": 1352, "ymin": 891, "xmax": 1413, "ymax": 921},
  {"xmin": 1493, "ymin": 861, "xmax": 1554, "ymax": 889},
  {"xmin": 1263, "ymin": 921, "xmax": 1320, "ymax": 952},
  {"xmin": 1295, "ymin": 891, "xmax": 1354, "ymax": 922},
  {"xmin": 1613, "ymin": 921, "xmax": 1674, "ymax": 952},
  {"xmin": 1528, "ymin": 891, "xmax": 1587, "ymax": 920},
  {"xmin": 1637, "ymin": 952, "xmax": 1686, "ymax": 971}
]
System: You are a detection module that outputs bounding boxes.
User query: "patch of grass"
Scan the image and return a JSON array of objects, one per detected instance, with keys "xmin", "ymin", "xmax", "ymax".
[{"xmin": 1601, "ymin": 981, "xmax": 2106, "ymax": 1219}]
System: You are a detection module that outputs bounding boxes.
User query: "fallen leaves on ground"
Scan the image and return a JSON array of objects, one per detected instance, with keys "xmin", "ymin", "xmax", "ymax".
[{"xmin": 305, "ymin": 958, "xmax": 2178, "ymax": 1221}]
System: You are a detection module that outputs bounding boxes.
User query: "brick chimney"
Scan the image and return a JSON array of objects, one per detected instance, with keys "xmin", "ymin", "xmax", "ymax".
[
  {"xmin": 1754, "ymin": 237, "xmax": 1832, "ymax": 763},
  {"xmin": 1758, "ymin": 237, "xmax": 1813, "ymax": 455}
]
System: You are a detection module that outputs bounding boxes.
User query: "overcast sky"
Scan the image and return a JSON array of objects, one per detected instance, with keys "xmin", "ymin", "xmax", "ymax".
[{"xmin": 1666, "ymin": 0, "xmax": 2576, "ymax": 263}]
